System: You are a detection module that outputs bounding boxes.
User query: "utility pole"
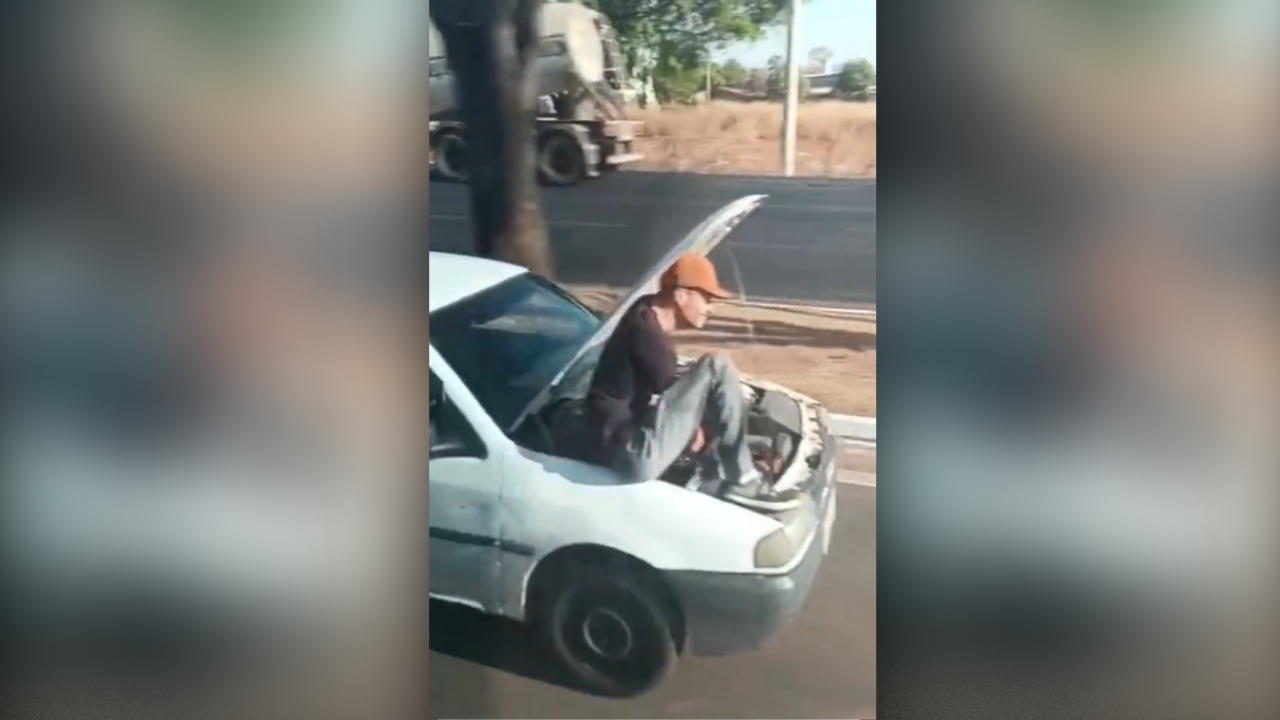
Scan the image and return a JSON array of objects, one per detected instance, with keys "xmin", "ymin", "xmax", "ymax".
[{"xmin": 781, "ymin": 0, "xmax": 802, "ymax": 176}]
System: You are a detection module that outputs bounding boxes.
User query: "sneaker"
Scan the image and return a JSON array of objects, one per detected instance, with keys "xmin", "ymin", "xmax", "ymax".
[{"xmin": 722, "ymin": 470, "xmax": 803, "ymax": 511}]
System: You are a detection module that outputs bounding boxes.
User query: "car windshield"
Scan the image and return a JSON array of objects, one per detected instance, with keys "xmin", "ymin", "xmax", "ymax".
[{"xmin": 430, "ymin": 274, "xmax": 601, "ymax": 431}]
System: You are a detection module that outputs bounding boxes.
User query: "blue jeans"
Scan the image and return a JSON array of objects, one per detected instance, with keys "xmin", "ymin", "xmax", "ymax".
[{"xmin": 617, "ymin": 354, "xmax": 754, "ymax": 484}]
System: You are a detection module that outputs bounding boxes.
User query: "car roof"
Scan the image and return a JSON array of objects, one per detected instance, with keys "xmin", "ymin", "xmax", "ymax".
[{"xmin": 429, "ymin": 251, "xmax": 527, "ymax": 313}]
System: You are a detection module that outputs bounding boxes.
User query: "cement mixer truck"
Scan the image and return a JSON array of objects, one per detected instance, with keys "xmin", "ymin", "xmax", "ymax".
[{"xmin": 429, "ymin": 1, "xmax": 643, "ymax": 187}]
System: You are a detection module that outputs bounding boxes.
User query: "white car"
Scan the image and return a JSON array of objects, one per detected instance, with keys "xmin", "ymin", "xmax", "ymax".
[{"xmin": 429, "ymin": 195, "xmax": 840, "ymax": 697}]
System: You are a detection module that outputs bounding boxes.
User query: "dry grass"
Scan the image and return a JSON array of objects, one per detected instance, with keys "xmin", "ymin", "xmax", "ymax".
[{"xmin": 628, "ymin": 100, "xmax": 876, "ymax": 178}]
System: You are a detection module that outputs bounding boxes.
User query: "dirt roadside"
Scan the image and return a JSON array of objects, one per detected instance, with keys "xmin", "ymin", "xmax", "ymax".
[
  {"xmin": 570, "ymin": 286, "xmax": 877, "ymax": 417},
  {"xmin": 628, "ymin": 101, "xmax": 877, "ymax": 178}
]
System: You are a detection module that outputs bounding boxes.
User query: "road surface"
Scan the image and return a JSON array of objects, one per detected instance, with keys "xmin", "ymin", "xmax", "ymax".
[
  {"xmin": 427, "ymin": 475, "xmax": 876, "ymax": 718},
  {"xmin": 429, "ymin": 173, "xmax": 877, "ymax": 306}
]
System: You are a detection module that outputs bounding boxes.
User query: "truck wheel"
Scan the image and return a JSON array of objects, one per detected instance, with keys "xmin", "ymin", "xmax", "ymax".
[
  {"xmin": 433, "ymin": 129, "xmax": 469, "ymax": 182},
  {"xmin": 537, "ymin": 131, "xmax": 588, "ymax": 187},
  {"xmin": 540, "ymin": 564, "xmax": 679, "ymax": 698}
]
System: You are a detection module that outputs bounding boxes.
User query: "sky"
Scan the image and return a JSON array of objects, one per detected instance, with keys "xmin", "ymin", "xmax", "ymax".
[{"xmin": 715, "ymin": 0, "xmax": 876, "ymax": 69}]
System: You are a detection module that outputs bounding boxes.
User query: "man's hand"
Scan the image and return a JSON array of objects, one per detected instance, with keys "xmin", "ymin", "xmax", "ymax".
[{"xmin": 691, "ymin": 427, "xmax": 707, "ymax": 453}]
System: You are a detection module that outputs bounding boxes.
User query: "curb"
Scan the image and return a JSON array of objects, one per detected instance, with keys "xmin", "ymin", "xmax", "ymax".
[
  {"xmin": 830, "ymin": 413, "xmax": 876, "ymax": 444},
  {"xmin": 837, "ymin": 469, "xmax": 877, "ymax": 488},
  {"xmin": 724, "ymin": 298, "xmax": 877, "ymax": 319},
  {"xmin": 561, "ymin": 284, "xmax": 876, "ymax": 318}
]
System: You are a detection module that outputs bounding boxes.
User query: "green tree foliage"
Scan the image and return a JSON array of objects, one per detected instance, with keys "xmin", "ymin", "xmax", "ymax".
[
  {"xmin": 719, "ymin": 58, "xmax": 749, "ymax": 88},
  {"xmin": 807, "ymin": 46, "xmax": 834, "ymax": 74},
  {"xmin": 765, "ymin": 54, "xmax": 785, "ymax": 99},
  {"xmin": 586, "ymin": 0, "xmax": 794, "ymax": 55},
  {"xmin": 652, "ymin": 60, "xmax": 706, "ymax": 104},
  {"xmin": 583, "ymin": 0, "xmax": 801, "ymax": 102},
  {"xmin": 837, "ymin": 57, "xmax": 875, "ymax": 96},
  {"xmin": 758, "ymin": 54, "xmax": 810, "ymax": 102}
]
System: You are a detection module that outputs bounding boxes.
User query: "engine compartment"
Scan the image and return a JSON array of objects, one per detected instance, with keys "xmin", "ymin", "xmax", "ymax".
[
  {"xmin": 520, "ymin": 381, "xmax": 808, "ymax": 497},
  {"xmin": 658, "ymin": 386, "xmax": 804, "ymax": 490}
]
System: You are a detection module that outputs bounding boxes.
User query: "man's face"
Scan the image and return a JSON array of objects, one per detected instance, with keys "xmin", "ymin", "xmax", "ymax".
[{"xmin": 675, "ymin": 287, "xmax": 714, "ymax": 330}]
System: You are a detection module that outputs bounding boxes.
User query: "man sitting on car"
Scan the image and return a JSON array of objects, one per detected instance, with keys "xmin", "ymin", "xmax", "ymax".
[{"xmin": 585, "ymin": 253, "xmax": 802, "ymax": 511}]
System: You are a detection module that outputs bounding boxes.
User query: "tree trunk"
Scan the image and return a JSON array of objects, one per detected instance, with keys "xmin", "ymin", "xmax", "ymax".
[{"xmin": 430, "ymin": 0, "xmax": 554, "ymax": 278}]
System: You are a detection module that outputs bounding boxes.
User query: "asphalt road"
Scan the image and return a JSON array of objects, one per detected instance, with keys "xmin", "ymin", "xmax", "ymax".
[
  {"xmin": 429, "ymin": 173, "xmax": 877, "ymax": 306},
  {"xmin": 427, "ymin": 480, "xmax": 876, "ymax": 719}
]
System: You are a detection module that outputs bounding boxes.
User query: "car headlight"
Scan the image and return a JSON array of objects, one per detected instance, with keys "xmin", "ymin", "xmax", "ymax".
[{"xmin": 754, "ymin": 529, "xmax": 795, "ymax": 569}]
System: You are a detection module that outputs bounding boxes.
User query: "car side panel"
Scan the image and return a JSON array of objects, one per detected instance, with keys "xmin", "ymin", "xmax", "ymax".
[
  {"xmin": 430, "ymin": 344, "xmax": 785, "ymax": 625},
  {"xmin": 495, "ymin": 448, "xmax": 781, "ymax": 621},
  {"xmin": 428, "ymin": 348, "xmax": 517, "ymax": 613},
  {"xmin": 429, "ymin": 456, "xmax": 504, "ymax": 612}
]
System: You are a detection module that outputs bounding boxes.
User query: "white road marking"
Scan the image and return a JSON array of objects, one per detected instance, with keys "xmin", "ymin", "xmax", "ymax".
[
  {"xmin": 837, "ymin": 470, "xmax": 876, "ymax": 488},
  {"xmin": 557, "ymin": 221, "xmax": 629, "ymax": 229},
  {"xmin": 727, "ymin": 241, "xmax": 877, "ymax": 255},
  {"xmin": 430, "ymin": 213, "xmax": 626, "ymax": 229},
  {"xmin": 724, "ymin": 298, "xmax": 878, "ymax": 319},
  {"xmin": 830, "ymin": 413, "xmax": 876, "ymax": 443},
  {"xmin": 837, "ymin": 437, "xmax": 876, "ymax": 487}
]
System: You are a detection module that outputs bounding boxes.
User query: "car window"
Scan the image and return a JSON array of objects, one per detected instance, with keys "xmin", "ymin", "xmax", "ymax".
[
  {"xmin": 430, "ymin": 371, "xmax": 484, "ymax": 459},
  {"xmin": 429, "ymin": 274, "xmax": 600, "ymax": 432}
]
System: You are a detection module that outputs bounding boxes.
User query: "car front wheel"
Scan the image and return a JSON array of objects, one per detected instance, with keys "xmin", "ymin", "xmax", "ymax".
[{"xmin": 540, "ymin": 564, "xmax": 679, "ymax": 698}]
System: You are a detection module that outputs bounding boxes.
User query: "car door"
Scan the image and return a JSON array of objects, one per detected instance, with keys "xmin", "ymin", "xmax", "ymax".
[{"xmin": 429, "ymin": 368, "xmax": 503, "ymax": 613}]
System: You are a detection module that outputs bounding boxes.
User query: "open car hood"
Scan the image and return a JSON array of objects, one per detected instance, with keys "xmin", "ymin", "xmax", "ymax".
[{"xmin": 509, "ymin": 194, "xmax": 767, "ymax": 433}]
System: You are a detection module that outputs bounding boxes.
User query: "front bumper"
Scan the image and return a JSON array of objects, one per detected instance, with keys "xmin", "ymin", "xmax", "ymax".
[{"xmin": 664, "ymin": 424, "xmax": 839, "ymax": 657}]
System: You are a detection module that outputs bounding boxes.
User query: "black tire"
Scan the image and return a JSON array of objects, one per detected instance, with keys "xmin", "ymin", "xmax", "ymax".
[
  {"xmin": 538, "ymin": 562, "xmax": 679, "ymax": 698},
  {"xmin": 537, "ymin": 130, "xmax": 588, "ymax": 187},
  {"xmin": 433, "ymin": 129, "xmax": 469, "ymax": 182}
]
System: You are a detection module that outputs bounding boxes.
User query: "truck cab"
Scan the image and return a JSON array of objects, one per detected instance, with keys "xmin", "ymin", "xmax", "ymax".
[{"xmin": 428, "ymin": 2, "xmax": 643, "ymax": 186}]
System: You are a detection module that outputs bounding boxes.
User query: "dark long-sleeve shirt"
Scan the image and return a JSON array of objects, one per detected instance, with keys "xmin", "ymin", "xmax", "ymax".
[{"xmin": 586, "ymin": 296, "xmax": 677, "ymax": 453}]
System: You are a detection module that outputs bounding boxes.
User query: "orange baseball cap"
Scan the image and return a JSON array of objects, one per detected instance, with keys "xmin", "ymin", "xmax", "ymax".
[{"xmin": 660, "ymin": 253, "xmax": 732, "ymax": 299}]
